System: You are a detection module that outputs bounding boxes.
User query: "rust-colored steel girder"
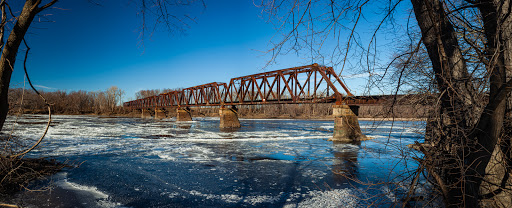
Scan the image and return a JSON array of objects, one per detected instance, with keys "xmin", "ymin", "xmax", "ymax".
[
  {"xmin": 123, "ymin": 64, "xmax": 383, "ymax": 109},
  {"xmin": 222, "ymin": 63, "xmax": 352, "ymax": 105}
]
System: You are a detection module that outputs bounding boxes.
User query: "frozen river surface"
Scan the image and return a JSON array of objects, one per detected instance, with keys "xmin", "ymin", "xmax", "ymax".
[{"xmin": 3, "ymin": 115, "xmax": 424, "ymax": 207}]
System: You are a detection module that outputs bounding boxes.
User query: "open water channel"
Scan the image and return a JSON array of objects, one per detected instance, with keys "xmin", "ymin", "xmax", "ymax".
[{"xmin": 2, "ymin": 115, "xmax": 425, "ymax": 207}]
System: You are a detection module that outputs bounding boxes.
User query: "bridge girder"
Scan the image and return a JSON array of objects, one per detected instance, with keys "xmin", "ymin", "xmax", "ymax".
[{"xmin": 124, "ymin": 64, "xmax": 384, "ymax": 109}]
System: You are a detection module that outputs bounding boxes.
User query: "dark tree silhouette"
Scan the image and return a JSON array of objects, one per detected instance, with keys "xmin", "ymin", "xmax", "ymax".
[{"xmin": 0, "ymin": 0, "xmax": 58, "ymax": 132}]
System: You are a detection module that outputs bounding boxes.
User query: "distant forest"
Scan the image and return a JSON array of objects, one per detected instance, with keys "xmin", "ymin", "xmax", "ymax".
[
  {"xmin": 234, "ymin": 98, "xmax": 430, "ymax": 119},
  {"xmin": 8, "ymin": 87, "xmax": 430, "ymax": 119},
  {"xmin": 8, "ymin": 86, "xmax": 125, "ymax": 115}
]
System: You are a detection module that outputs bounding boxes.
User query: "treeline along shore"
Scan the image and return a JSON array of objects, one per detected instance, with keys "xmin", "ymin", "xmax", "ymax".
[
  {"xmin": 8, "ymin": 87, "xmax": 125, "ymax": 115},
  {"xmin": 8, "ymin": 88, "xmax": 430, "ymax": 119}
]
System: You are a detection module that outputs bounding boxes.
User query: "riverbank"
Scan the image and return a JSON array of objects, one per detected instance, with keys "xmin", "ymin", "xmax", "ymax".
[
  {"xmin": 11, "ymin": 102, "xmax": 430, "ymax": 121},
  {"xmin": 0, "ymin": 157, "xmax": 66, "ymax": 195}
]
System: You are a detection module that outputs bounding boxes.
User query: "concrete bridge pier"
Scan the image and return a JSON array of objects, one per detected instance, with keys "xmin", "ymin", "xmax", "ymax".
[
  {"xmin": 154, "ymin": 108, "xmax": 166, "ymax": 119},
  {"xmin": 141, "ymin": 109, "xmax": 152, "ymax": 119},
  {"xmin": 219, "ymin": 106, "xmax": 240, "ymax": 128},
  {"xmin": 176, "ymin": 107, "xmax": 192, "ymax": 121},
  {"xmin": 132, "ymin": 109, "xmax": 140, "ymax": 116},
  {"xmin": 330, "ymin": 105, "xmax": 366, "ymax": 142}
]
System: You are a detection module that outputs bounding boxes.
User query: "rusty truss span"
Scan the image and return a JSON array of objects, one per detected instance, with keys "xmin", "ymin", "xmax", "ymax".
[{"xmin": 124, "ymin": 64, "xmax": 383, "ymax": 109}]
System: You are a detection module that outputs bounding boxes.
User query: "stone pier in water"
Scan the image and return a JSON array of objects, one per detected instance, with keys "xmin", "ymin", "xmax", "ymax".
[
  {"xmin": 219, "ymin": 106, "xmax": 240, "ymax": 128},
  {"xmin": 330, "ymin": 105, "xmax": 367, "ymax": 142},
  {"xmin": 141, "ymin": 109, "xmax": 152, "ymax": 119},
  {"xmin": 154, "ymin": 108, "xmax": 166, "ymax": 119},
  {"xmin": 176, "ymin": 107, "xmax": 192, "ymax": 121},
  {"xmin": 138, "ymin": 104, "xmax": 366, "ymax": 139}
]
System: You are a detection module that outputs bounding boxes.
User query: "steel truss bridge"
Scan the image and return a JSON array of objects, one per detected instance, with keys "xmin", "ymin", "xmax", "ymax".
[{"xmin": 124, "ymin": 64, "xmax": 384, "ymax": 109}]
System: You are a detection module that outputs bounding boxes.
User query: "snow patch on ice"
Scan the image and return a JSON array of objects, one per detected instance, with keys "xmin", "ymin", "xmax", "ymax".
[
  {"xmin": 186, "ymin": 189, "xmax": 281, "ymax": 205},
  {"xmin": 302, "ymin": 169, "xmax": 327, "ymax": 182},
  {"xmin": 243, "ymin": 194, "xmax": 280, "ymax": 204},
  {"xmin": 154, "ymin": 145, "xmax": 224, "ymax": 162},
  {"xmin": 57, "ymin": 178, "xmax": 122, "ymax": 208},
  {"xmin": 187, "ymin": 190, "xmax": 244, "ymax": 203},
  {"xmin": 285, "ymin": 189, "xmax": 364, "ymax": 208}
]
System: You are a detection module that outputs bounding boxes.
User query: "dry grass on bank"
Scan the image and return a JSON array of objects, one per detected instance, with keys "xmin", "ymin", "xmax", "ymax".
[{"xmin": 0, "ymin": 157, "xmax": 66, "ymax": 194}]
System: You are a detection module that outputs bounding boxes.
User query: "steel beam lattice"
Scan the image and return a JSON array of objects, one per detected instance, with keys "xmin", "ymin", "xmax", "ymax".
[{"xmin": 124, "ymin": 64, "xmax": 383, "ymax": 109}]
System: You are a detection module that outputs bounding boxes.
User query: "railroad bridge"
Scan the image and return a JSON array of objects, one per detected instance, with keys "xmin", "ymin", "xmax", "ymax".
[{"xmin": 124, "ymin": 64, "xmax": 385, "ymax": 142}]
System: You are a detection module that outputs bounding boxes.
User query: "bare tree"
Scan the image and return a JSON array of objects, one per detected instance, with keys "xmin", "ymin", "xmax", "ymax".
[
  {"xmin": 105, "ymin": 86, "xmax": 124, "ymax": 113},
  {"xmin": 0, "ymin": 0, "xmax": 58, "ymax": 132},
  {"xmin": 257, "ymin": 0, "xmax": 512, "ymax": 207},
  {"xmin": 135, "ymin": 89, "xmax": 162, "ymax": 99},
  {"xmin": 135, "ymin": 0, "xmax": 206, "ymax": 47},
  {"xmin": 135, "ymin": 88, "xmax": 177, "ymax": 99},
  {"xmin": 408, "ymin": 1, "xmax": 512, "ymax": 207}
]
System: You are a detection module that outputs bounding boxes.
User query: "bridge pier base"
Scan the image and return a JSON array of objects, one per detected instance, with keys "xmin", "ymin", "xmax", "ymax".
[
  {"xmin": 219, "ymin": 106, "xmax": 240, "ymax": 128},
  {"xmin": 141, "ymin": 109, "xmax": 152, "ymax": 119},
  {"xmin": 330, "ymin": 105, "xmax": 366, "ymax": 142},
  {"xmin": 176, "ymin": 107, "xmax": 192, "ymax": 121},
  {"xmin": 155, "ymin": 108, "xmax": 166, "ymax": 119}
]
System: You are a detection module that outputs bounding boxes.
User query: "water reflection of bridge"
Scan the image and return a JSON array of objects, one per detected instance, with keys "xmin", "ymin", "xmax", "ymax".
[{"xmin": 124, "ymin": 64, "xmax": 386, "ymax": 142}]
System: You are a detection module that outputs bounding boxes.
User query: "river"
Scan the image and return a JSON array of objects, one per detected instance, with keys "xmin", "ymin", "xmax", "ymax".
[{"xmin": 2, "ymin": 115, "xmax": 425, "ymax": 207}]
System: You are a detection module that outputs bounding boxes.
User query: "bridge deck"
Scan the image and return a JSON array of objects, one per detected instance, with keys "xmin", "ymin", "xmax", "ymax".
[{"xmin": 124, "ymin": 64, "xmax": 386, "ymax": 109}]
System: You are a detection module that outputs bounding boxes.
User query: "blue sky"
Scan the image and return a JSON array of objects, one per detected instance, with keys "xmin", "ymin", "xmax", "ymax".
[{"xmin": 10, "ymin": 0, "xmax": 408, "ymax": 101}]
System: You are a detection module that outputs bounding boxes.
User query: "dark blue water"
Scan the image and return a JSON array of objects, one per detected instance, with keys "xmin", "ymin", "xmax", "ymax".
[{"xmin": 3, "ymin": 115, "xmax": 425, "ymax": 207}]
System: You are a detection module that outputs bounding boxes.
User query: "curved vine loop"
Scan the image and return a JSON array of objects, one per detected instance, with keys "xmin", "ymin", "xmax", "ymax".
[{"xmin": 9, "ymin": 39, "xmax": 51, "ymax": 159}]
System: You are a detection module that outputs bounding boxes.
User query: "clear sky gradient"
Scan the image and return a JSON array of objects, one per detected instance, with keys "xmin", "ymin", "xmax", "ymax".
[{"xmin": 10, "ymin": 0, "xmax": 405, "ymax": 101}]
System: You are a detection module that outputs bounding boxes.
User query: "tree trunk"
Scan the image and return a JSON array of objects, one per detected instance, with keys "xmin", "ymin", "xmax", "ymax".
[
  {"xmin": 0, "ymin": 0, "xmax": 42, "ymax": 131},
  {"xmin": 411, "ymin": 0, "xmax": 512, "ymax": 207},
  {"xmin": 478, "ymin": 1, "xmax": 512, "ymax": 206},
  {"xmin": 411, "ymin": 0, "xmax": 477, "ymax": 206}
]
